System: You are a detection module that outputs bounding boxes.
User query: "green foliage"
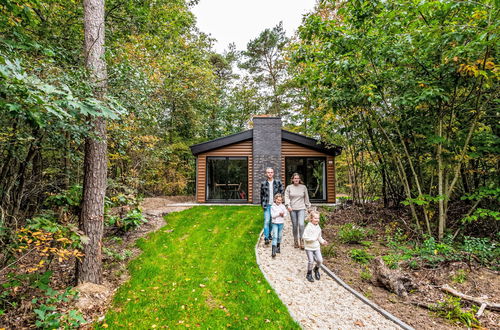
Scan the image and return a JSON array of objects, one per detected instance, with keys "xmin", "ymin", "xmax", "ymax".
[
  {"xmin": 321, "ymin": 244, "xmax": 337, "ymax": 258},
  {"xmin": 44, "ymin": 185, "xmax": 82, "ymax": 209},
  {"xmin": 290, "ymin": 0, "xmax": 499, "ymax": 238},
  {"xmin": 360, "ymin": 268, "xmax": 372, "ymax": 281},
  {"xmin": 32, "ymin": 287, "xmax": 86, "ymax": 329},
  {"xmin": 349, "ymin": 248, "xmax": 373, "ymax": 264},
  {"xmin": 240, "ymin": 22, "xmax": 290, "ymax": 116},
  {"xmin": 451, "ymin": 270, "xmax": 468, "ymax": 284},
  {"xmin": 319, "ymin": 213, "xmax": 328, "ymax": 227},
  {"xmin": 103, "ymin": 247, "xmax": 133, "ymax": 262},
  {"xmin": 432, "ymin": 296, "xmax": 479, "ymax": 328},
  {"xmin": 105, "ymin": 208, "xmax": 147, "ymax": 233},
  {"xmin": 338, "ymin": 223, "xmax": 370, "ymax": 244},
  {"xmin": 382, "ymin": 254, "xmax": 403, "ymax": 269},
  {"xmin": 462, "ymin": 208, "xmax": 500, "ymax": 224},
  {"xmin": 461, "ymin": 236, "xmax": 499, "ymax": 267},
  {"xmin": 25, "ymin": 213, "xmax": 82, "ymax": 248}
]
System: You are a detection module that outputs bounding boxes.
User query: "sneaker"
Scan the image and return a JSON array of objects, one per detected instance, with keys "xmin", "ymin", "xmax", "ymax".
[{"xmin": 264, "ymin": 238, "xmax": 270, "ymax": 245}]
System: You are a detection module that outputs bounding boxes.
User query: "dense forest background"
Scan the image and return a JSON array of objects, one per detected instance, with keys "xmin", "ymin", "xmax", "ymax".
[{"xmin": 0, "ymin": 0, "xmax": 498, "ymax": 328}]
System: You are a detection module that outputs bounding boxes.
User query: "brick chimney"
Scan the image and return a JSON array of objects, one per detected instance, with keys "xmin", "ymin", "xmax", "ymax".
[{"xmin": 252, "ymin": 116, "xmax": 282, "ymax": 204}]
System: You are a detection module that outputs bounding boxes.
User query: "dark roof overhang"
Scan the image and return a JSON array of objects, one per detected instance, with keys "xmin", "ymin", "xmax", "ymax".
[
  {"xmin": 189, "ymin": 130, "xmax": 253, "ymax": 156},
  {"xmin": 189, "ymin": 129, "xmax": 342, "ymax": 156},
  {"xmin": 281, "ymin": 130, "xmax": 343, "ymax": 156}
]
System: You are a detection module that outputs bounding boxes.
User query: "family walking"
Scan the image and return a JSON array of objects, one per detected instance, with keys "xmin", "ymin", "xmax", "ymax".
[{"xmin": 260, "ymin": 167, "xmax": 328, "ymax": 282}]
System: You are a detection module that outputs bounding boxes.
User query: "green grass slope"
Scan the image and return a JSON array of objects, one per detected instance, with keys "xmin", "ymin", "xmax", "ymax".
[{"xmin": 100, "ymin": 206, "xmax": 299, "ymax": 329}]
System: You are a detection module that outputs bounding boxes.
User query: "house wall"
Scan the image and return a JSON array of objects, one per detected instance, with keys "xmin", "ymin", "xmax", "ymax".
[
  {"xmin": 281, "ymin": 141, "xmax": 336, "ymax": 203},
  {"xmin": 195, "ymin": 140, "xmax": 253, "ymax": 203}
]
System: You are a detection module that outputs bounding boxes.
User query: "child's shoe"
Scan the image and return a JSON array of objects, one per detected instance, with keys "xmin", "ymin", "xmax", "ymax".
[
  {"xmin": 271, "ymin": 245, "xmax": 277, "ymax": 258},
  {"xmin": 294, "ymin": 240, "xmax": 299, "ymax": 248},
  {"xmin": 300, "ymin": 239, "xmax": 305, "ymax": 250},
  {"xmin": 277, "ymin": 243, "xmax": 281, "ymax": 253},
  {"xmin": 306, "ymin": 270, "xmax": 314, "ymax": 282},
  {"xmin": 313, "ymin": 266, "xmax": 321, "ymax": 280}
]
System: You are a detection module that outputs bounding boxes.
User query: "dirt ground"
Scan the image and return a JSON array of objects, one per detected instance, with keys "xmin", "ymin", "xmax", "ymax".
[
  {"xmin": 0, "ymin": 196, "xmax": 194, "ymax": 329},
  {"xmin": 319, "ymin": 203, "xmax": 500, "ymax": 330}
]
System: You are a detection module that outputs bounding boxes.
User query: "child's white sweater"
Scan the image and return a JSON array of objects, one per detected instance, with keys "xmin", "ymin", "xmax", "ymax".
[
  {"xmin": 302, "ymin": 222, "xmax": 325, "ymax": 250},
  {"xmin": 271, "ymin": 203, "xmax": 288, "ymax": 224}
]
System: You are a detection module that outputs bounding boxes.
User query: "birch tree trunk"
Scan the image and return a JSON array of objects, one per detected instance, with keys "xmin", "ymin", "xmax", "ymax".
[{"xmin": 77, "ymin": 0, "xmax": 108, "ymax": 284}]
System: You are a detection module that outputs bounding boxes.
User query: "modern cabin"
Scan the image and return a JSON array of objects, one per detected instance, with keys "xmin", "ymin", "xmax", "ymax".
[{"xmin": 190, "ymin": 116, "xmax": 342, "ymax": 204}]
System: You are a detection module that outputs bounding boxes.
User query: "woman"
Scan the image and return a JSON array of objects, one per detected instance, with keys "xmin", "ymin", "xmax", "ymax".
[{"xmin": 284, "ymin": 173, "xmax": 311, "ymax": 249}]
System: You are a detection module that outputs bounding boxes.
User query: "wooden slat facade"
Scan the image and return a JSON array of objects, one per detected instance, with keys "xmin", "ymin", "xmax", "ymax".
[
  {"xmin": 196, "ymin": 140, "xmax": 336, "ymax": 203},
  {"xmin": 281, "ymin": 141, "xmax": 336, "ymax": 203},
  {"xmin": 196, "ymin": 140, "xmax": 253, "ymax": 203}
]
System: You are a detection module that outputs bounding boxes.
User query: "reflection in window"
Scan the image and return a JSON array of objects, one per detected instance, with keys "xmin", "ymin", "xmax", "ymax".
[
  {"xmin": 285, "ymin": 157, "xmax": 326, "ymax": 201},
  {"xmin": 206, "ymin": 157, "xmax": 248, "ymax": 201}
]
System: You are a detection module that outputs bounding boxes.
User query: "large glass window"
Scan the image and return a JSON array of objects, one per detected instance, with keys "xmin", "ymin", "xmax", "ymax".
[
  {"xmin": 285, "ymin": 157, "xmax": 326, "ymax": 201},
  {"xmin": 206, "ymin": 157, "xmax": 248, "ymax": 201}
]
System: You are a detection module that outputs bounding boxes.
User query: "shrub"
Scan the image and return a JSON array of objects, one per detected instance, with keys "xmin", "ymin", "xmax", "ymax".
[
  {"xmin": 461, "ymin": 236, "xmax": 499, "ymax": 267},
  {"xmin": 360, "ymin": 268, "xmax": 372, "ymax": 281},
  {"xmin": 432, "ymin": 296, "xmax": 479, "ymax": 328},
  {"xmin": 416, "ymin": 236, "xmax": 458, "ymax": 267},
  {"xmin": 105, "ymin": 208, "xmax": 147, "ymax": 232},
  {"xmin": 32, "ymin": 287, "xmax": 86, "ymax": 329},
  {"xmin": 321, "ymin": 244, "xmax": 337, "ymax": 258},
  {"xmin": 382, "ymin": 254, "xmax": 402, "ymax": 269},
  {"xmin": 338, "ymin": 223, "xmax": 368, "ymax": 244},
  {"xmin": 349, "ymin": 249, "xmax": 373, "ymax": 264},
  {"xmin": 451, "ymin": 269, "xmax": 468, "ymax": 284},
  {"xmin": 319, "ymin": 213, "xmax": 328, "ymax": 227}
]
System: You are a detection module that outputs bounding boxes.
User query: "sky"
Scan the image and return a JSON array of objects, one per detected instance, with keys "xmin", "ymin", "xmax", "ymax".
[{"xmin": 192, "ymin": 0, "xmax": 318, "ymax": 53}]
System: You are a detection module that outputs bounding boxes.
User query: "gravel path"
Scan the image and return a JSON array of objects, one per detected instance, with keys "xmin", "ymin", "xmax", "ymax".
[{"xmin": 256, "ymin": 216, "xmax": 403, "ymax": 330}]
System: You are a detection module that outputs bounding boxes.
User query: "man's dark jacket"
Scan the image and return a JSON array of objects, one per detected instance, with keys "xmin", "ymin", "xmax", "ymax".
[{"xmin": 260, "ymin": 179, "xmax": 284, "ymax": 208}]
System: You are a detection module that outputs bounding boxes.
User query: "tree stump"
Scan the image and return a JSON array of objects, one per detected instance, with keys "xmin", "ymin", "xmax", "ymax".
[{"xmin": 371, "ymin": 257, "xmax": 417, "ymax": 298}]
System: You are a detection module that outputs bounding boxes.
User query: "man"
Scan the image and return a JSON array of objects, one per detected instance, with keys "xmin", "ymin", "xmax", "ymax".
[{"xmin": 260, "ymin": 167, "xmax": 284, "ymax": 245}]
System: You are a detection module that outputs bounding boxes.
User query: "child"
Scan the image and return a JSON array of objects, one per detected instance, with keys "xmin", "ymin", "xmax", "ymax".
[
  {"xmin": 302, "ymin": 210, "xmax": 328, "ymax": 282},
  {"xmin": 270, "ymin": 193, "xmax": 288, "ymax": 258}
]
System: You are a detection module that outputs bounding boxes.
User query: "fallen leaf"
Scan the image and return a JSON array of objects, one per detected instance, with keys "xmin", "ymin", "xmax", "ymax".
[
  {"xmin": 199, "ymin": 284, "xmax": 206, "ymax": 288},
  {"xmin": 354, "ymin": 320, "xmax": 365, "ymax": 327},
  {"xmin": 265, "ymin": 319, "xmax": 271, "ymax": 323}
]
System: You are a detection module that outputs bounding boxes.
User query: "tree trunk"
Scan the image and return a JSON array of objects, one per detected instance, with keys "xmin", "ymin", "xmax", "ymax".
[
  {"xmin": 77, "ymin": 0, "xmax": 108, "ymax": 285},
  {"xmin": 437, "ymin": 117, "xmax": 445, "ymax": 241}
]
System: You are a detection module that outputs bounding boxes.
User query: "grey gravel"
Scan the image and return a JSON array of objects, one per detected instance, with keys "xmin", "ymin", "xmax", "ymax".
[{"xmin": 256, "ymin": 216, "xmax": 402, "ymax": 330}]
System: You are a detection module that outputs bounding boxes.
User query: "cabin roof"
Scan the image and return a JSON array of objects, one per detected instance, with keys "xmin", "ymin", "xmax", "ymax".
[{"xmin": 190, "ymin": 129, "xmax": 342, "ymax": 156}]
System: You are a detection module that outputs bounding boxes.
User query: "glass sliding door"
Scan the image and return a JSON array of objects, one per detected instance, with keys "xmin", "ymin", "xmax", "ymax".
[
  {"xmin": 285, "ymin": 157, "xmax": 326, "ymax": 202},
  {"xmin": 206, "ymin": 157, "xmax": 248, "ymax": 202}
]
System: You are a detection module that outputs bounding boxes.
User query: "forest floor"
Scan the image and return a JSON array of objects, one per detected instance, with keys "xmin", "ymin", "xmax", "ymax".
[{"xmin": 319, "ymin": 203, "xmax": 500, "ymax": 330}]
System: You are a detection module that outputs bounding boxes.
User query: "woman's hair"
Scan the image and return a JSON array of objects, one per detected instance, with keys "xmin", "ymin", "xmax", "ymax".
[
  {"xmin": 274, "ymin": 193, "xmax": 283, "ymax": 201},
  {"xmin": 308, "ymin": 210, "xmax": 320, "ymax": 221},
  {"xmin": 290, "ymin": 172, "xmax": 304, "ymax": 184}
]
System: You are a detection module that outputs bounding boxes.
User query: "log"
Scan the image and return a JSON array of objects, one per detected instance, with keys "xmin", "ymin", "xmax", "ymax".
[
  {"xmin": 371, "ymin": 257, "xmax": 418, "ymax": 298},
  {"xmin": 441, "ymin": 284, "xmax": 500, "ymax": 312}
]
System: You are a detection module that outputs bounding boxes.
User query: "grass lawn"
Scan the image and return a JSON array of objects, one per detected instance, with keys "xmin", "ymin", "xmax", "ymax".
[{"xmin": 99, "ymin": 206, "xmax": 299, "ymax": 329}]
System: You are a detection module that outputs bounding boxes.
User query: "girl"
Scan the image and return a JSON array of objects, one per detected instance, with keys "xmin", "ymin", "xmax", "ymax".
[
  {"xmin": 270, "ymin": 193, "xmax": 287, "ymax": 258},
  {"xmin": 284, "ymin": 173, "xmax": 311, "ymax": 250},
  {"xmin": 302, "ymin": 210, "xmax": 328, "ymax": 282}
]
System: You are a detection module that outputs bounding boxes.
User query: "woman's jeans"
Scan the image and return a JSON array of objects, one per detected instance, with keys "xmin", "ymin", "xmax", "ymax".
[
  {"xmin": 290, "ymin": 209, "xmax": 306, "ymax": 241},
  {"xmin": 271, "ymin": 223, "xmax": 284, "ymax": 246},
  {"xmin": 263, "ymin": 205, "xmax": 273, "ymax": 240},
  {"xmin": 306, "ymin": 249, "xmax": 323, "ymax": 271}
]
